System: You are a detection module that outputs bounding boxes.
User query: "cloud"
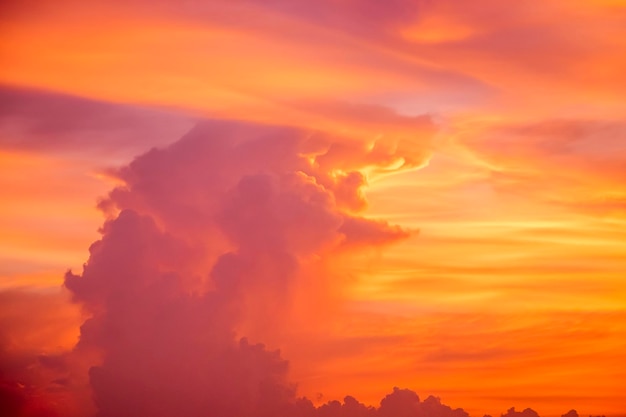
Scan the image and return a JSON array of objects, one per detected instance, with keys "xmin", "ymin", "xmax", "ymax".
[
  {"xmin": 57, "ymin": 120, "xmax": 418, "ymax": 416},
  {"xmin": 0, "ymin": 288, "xmax": 84, "ymax": 417},
  {"xmin": 378, "ymin": 388, "xmax": 469, "ymax": 417},
  {"xmin": 0, "ymin": 85, "xmax": 192, "ymax": 157},
  {"xmin": 0, "ymin": 0, "xmax": 490, "ymax": 124},
  {"xmin": 455, "ymin": 118, "xmax": 626, "ymax": 217},
  {"xmin": 1, "ymin": 1, "xmax": 625, "ymax": 416},
  {"xmin": 501, "ymin": 407, "xmax": 540, "ymax": 417},
  {"xmin": 2, "ymin": 116, "xmax": 616, "ymax": 417}
]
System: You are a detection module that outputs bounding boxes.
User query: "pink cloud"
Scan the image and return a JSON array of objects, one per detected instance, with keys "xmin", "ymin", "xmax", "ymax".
[
  {"xmin": 0, "ymin": 85, "xmax": 192, "ymax": 158},
  {"xmin": 1, "ymin": 113, "xmax": 614, "ymax": 416},
  {"xmin": 56, "ymin": 120, "xmax": 417, "ymax": 416}
]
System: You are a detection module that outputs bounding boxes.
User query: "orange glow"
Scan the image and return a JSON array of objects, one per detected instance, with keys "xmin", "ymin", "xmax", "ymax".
[
  {"xmin": 0, "ymin": 151, "xmax": 109, "ymax": 286},
  {"xmin": 1, "ymin": 1, "xmax": 626, "ymax": 416},
  {"xmin": 401, "ymin": 15, "xmax": 477, "ymax": 44}
]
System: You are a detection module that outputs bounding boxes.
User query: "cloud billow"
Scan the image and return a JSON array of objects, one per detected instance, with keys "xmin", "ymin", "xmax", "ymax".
[{"xmin": 62, "ymin": 120, "xmax": 415, "ymax": 417}]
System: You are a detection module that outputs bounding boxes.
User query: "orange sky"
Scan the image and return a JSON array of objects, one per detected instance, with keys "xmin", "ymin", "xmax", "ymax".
[{"xmin": 1, "ymin": 1, "xmax": 626, "ymax": 416}]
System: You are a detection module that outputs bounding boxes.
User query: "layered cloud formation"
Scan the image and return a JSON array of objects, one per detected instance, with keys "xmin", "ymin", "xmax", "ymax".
[
  {"xmin": 2, "ymin": 120, "xmax": 421, "ymax": 416},
  {"xmin": 65, "ymin": 121, "xmax": 414, "ymax": 417},
  {"xmin": 1, "ymin": 0, "xmax": 626, "ymax": 416},
  {"xmin": 0, "ymin": 118, "xmax": 602, "ymax": 417}
]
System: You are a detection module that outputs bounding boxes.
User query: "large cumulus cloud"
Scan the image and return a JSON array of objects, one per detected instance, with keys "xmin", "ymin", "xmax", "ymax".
[{"xmin": 60, "ymin": 120, "xmax": 414, "ymax": 417}]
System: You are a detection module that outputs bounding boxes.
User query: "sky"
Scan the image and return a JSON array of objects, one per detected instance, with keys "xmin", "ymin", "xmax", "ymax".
[{"xmin": 1, "ymin": 1, "xmax": 626, "ymax": 416}]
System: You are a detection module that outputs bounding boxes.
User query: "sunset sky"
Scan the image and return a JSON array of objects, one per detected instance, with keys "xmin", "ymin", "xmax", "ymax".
[{"xmin": 1, "ymin": 1, "xmax": 626, "ymax": 417}]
